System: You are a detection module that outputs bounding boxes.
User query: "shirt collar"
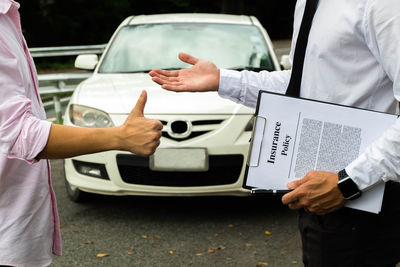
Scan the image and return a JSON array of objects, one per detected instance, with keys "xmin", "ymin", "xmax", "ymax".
[{"xmin": 0, "ymin": 0, "xmax": 19, "ymax": 15}]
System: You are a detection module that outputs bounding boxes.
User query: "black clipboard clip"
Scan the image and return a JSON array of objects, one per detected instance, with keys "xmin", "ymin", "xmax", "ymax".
[{"xmin": 251, "ymin": 188, "xmax": 291, "ymax": 196}]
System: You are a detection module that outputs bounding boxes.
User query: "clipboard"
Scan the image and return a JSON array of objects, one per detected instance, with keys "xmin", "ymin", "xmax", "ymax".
[{"xmin": 243, "ymin": 90, "xmax": 398, "ymax": 213}]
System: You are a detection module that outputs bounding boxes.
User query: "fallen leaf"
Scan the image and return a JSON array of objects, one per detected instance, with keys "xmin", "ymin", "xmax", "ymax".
[
  {"xmin": 141, "ymin": 235, "xmax": 148, "ymax": 239},
  {"xmin": 208, "ymin": 249, "xmax": 215, "ymax": 253},
  {"xmin": 196, "ymin": 253, "xmax": 203, "ymax": 257},
  {"xmin": 96, "ymin": 253, "xmax": 109, "ymax": 258},
  {"xmin": 169, "ymin": 250, "xmax": 174, "ymax": 254},
  {"xmin": 215, "ymin": 245, "xmax": 226, "ymax": 250},
  {"xmin": 127, "ymin": 252, "xmax": 133, "ymax": 255},
  {"xmin": 73, "ymin": 261, "xmax": 79, "ymax": 265},
  {"xmin": 256, "ymin": 262, "xmax": 269, "ymax": 266},
  {"xmin": 154, "ymin": 235, "xmax": 161, "ymax": 239},
  {"xmin": 292, "ymin": 260, "xmax": 298, "ymax": 264},
  {"xmin": 84, "ymin": 240, "xmax": 94, "ymax": 245},
  {"xmin": 246, "ymin": 243, "xmax": 255, "ymax": 247},
  {"xmin": 264, "ymin": 230, "xmax": 271, "ymax": 235}
]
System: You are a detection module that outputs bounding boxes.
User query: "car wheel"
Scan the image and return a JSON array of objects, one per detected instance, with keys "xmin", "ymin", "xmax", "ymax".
[{"xmin": 64, "ymin": 177, "xmax": 89, "ymax": 202}]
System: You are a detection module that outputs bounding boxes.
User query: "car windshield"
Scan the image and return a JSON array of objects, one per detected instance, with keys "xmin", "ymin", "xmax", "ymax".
[{"xmin": 99, "ymin": 23, "xmax": 275, "ymax": 73}]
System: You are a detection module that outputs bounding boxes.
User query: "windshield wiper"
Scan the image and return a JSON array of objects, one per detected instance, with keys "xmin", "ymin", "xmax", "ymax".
[
  {"xmin": 116, "ymin": 67, "xmax": 185, "ymax": 74},
  {"xmin": 116, "ymin": 69, "xmax": 153, "ymax": 74}
]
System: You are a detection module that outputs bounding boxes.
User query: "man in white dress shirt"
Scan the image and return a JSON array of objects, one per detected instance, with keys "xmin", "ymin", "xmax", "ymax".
[{"xmin": 150, "ymin": 0, "xmax": 400, "ymax": 266}]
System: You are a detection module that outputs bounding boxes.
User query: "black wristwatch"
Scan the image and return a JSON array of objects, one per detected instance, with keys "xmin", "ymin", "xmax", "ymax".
[{"xmin": 337, "ymin": 169, "xmax": 362, "ymax": 200}]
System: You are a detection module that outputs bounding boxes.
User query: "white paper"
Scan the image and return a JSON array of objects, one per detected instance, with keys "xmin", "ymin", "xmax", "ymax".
[{"xmin": 246, "ymin": 92, "xmax": 398, "ymax": 213}]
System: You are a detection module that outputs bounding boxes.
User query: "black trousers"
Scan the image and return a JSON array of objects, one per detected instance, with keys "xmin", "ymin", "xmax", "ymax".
[{"xmin": 299, "ymin": 182, "xmax": 400, "ymax": 267}]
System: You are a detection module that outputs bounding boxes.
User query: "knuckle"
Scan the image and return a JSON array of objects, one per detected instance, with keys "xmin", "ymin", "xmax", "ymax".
[
  {"xmin": 306, "ymin": 170, "xmax": 316, "ymax": 177},
  {"xmin": 297, "ymin": 188, "xmax": 307, "ymax": 198},
  {"xmin": 308, "ymin": 207, "xmax": 316, "ymax": 213},
  {"xmin": 152, "ymin": 120, "xmax": 163, "ymax": 128},
  {"xmin": 151, "ymin": 132, "xmax": 161, "ymax": 141},
  {"xmin": 302, "ymin": 200, "xmax": 311, "ymax": 207}
]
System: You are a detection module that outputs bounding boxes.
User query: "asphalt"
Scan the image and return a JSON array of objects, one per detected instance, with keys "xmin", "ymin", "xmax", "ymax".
[{"xmin": 49, "ymin": 159, "xmax": 302, "ymax": 267}]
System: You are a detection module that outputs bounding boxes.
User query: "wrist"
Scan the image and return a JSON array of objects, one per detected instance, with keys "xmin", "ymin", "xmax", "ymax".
[
  {"xmin": 213, "ymin": 69, "xmax": 220, "ymax": 91},
  {"xmin": 337, "ymin": 169, "xmax": 362, "ymax": 200},
  {"xmin": 104, "ymin": 126, "xmax": 125, "ymax": 151}
]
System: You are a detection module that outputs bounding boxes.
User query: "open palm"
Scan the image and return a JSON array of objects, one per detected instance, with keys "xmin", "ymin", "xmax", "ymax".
[{"xmin": 149, "ymin": 52, "xmax": 220, "ymax": 92}]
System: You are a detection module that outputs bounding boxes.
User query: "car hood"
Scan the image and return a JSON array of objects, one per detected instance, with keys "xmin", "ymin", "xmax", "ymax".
[{"xmin": 74, "ymin": 73, "xmax": 254, "ymax": 114}]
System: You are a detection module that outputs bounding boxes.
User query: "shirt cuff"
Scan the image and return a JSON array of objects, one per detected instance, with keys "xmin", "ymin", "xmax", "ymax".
[
  {"xmin": 6, "ymin": 119, "xmax": 52, "ymax": 164},
  {"xmin": 218, "ymin": 69, "xmax": 243, "ymax": 103},
  {"xmin": 345, "ymin": 153, "xmax": 382, "ymax": 191}
]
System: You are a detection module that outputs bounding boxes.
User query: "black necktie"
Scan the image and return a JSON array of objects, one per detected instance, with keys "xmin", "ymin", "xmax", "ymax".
[{"xmin": 286, "ymin": 0, "xmax": 319, "ymax": 97}]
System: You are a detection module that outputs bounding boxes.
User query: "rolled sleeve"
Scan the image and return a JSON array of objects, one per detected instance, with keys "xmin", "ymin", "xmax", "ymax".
[{"xmin": 2, "ymin": 106, "xmax": 52, "ymax": 163}]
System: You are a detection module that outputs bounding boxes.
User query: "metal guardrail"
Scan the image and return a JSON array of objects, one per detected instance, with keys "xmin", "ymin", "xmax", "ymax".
[
  {"xmin": 275, "ymin": 47, "xmax": 291, "ymax": 59},
  {"xmin": 30, "ymin": 44, "xmax": 106, "ymax": 58},
  {"xmin": 38, "ymin": 73, "xmax": 92, "ymax": 94},
  {"xmin": 38, "ymin": 72, "xmax": 92, "ymax": 122},
  {"xmin": 33, "ymin": 44, "xmax": 104, "ymax": 123}
]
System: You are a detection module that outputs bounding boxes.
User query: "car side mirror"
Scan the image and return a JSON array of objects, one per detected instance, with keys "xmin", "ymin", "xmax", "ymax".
[
  {"xmin": 75, "ymin": 54, "xmax": 99, "ymax": 70},
  {"xmin": 280, "ymin": 55, "xmax": 291, "ymax": 70}
]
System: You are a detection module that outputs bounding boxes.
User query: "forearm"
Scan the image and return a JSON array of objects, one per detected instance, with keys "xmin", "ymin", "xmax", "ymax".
[
  {"xmin": 218, "ymin": 69, "xmax": 291, "ymax": 109},
  {"xmin": 346, "ymin": 118, "xmax": 400, "ymax": 191},
  {"xmin": 37, "ymin": 124, "xmax": 123, "ymax": 159}
]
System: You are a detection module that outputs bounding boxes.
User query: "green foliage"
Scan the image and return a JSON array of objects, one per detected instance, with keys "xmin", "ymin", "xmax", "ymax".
[
  {"xmin": 18, "ymin": 0, "xmax": 295, "ymax": 47},
  {"xmin": 34, "ymin": 57, "xmax": 75, "ymax": 72}
]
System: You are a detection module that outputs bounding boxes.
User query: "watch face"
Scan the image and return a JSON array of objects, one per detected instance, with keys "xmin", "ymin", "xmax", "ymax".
[{"xmin": 338, "ymin": 177, "xmax": 361, "ymax": 200}]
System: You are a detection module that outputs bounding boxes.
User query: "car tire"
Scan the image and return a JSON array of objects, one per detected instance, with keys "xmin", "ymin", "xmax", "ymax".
[{"xmin": 64, "ymin": 176, "xmax": 89, "ymax": 203}]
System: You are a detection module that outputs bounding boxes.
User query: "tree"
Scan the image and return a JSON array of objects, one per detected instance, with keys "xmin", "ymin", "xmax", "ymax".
[{"xmin": 19, "ymin": 0, "xmax": 295, "ymax": 47}]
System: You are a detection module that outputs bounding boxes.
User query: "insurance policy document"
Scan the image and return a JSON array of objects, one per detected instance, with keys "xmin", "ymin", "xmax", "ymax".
[{"xmin": 245, "ymin": 91, "xmax": 398, "ymax": 213}]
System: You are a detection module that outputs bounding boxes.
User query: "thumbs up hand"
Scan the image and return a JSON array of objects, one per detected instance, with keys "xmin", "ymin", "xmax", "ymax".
[{"xmin": 120, "ymin": 90, "xmax": 163, "ymax": 156}]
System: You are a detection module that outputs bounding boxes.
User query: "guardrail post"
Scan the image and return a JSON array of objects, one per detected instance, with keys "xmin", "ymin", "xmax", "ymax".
[{"xmin": 53, "ymin": 95, "xmax": 62, "ymax": 124}]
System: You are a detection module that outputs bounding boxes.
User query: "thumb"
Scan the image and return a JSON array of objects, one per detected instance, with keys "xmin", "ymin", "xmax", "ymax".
[
  {"xmin": 178, "ymin": 52, "xmax": 199, "ymax": 65},
  {"xmin": 131, "ymin": 90, "xmax": 147, "ymax": 117}
]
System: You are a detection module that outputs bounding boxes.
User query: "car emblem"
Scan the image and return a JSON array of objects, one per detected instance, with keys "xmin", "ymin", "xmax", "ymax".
[{"xmin": 167, "ymin": 120, "xmax": 192, "ymax": 139}]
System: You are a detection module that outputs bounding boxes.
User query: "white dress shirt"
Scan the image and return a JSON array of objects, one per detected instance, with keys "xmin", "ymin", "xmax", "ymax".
[{"xmin": 218, "ymin": 0, "xmax": 400, "ymax": 192}]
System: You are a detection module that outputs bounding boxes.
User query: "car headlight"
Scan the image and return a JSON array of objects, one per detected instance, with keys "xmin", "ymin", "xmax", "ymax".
[
  {"xmin": 245, "ymin": 116, "xmax": 255, "ymax": 132},
  {"xmin": 69, "ymin": 104, "xmax": 114, "ymax": 128}
]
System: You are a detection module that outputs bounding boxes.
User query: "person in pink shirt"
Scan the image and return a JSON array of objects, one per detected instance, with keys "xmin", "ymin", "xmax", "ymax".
[{"xmin": 0, "ymin": 1, "xmax": 162, "ymax": 266}]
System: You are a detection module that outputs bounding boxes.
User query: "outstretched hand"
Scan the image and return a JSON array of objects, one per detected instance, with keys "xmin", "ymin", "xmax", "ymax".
[
  {"xmin": 281, "ymin": 171, "xmax": 346, "ymax": 215},
  {"xmin": 149, "ymin": 52, "xmax": 220, "ymax": 92}
]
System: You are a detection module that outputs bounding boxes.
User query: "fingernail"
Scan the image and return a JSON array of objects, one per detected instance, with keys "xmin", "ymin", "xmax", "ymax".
[{"xmin": 287, "ymin": 182, "xmax": 294, "ymax": 189}]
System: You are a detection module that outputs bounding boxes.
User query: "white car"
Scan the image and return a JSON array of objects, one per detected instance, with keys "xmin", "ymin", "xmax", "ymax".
[{"xmin": 63, "ymin": 13, "xmax": 281, "ymax": 201}]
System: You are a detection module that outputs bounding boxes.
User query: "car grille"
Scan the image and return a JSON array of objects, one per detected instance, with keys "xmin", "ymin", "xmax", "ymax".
[
  {"xmin": 160, "ymin": 119, "xmax": 224, "ymax": 142},
  {"xmin": 116, "ymin": 154, "xmax": 243, "ymax": 187}
]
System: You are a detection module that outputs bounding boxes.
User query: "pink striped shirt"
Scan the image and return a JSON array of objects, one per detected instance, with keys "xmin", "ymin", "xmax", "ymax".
[{"xmin": 0, "ymin": 0, "xmax": 61, "ymax": 266}]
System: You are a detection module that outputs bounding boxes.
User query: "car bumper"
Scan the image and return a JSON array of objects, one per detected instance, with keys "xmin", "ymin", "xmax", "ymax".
[{"xmin": 64, "ymin": 146, "xmax": 251, "ymax": 197}]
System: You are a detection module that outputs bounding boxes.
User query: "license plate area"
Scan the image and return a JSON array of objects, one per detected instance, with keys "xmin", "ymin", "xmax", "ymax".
[{"xmin": 150, "ymin": 148, "xmax": 209, "ymax": 172}]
